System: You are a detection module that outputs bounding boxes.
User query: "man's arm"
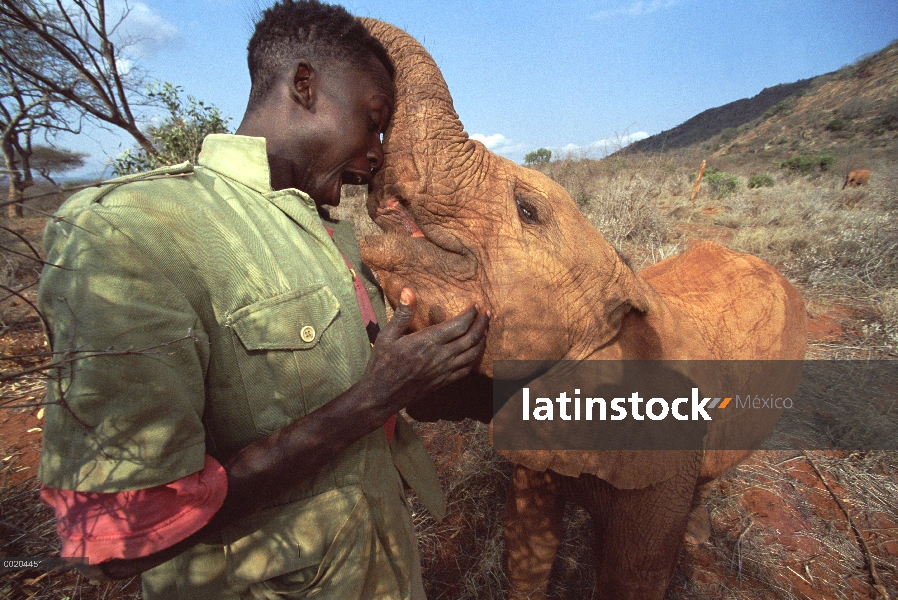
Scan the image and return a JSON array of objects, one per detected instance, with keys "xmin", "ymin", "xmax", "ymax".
[{"xmin": 93, "ymin": 288, "xmax": 489, "ymax": 579}]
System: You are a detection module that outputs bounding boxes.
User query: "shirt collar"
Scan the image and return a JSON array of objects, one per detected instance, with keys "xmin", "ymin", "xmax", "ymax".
[{"xmin": 197, "ymin": 134, "xmax": 274, "ymax": 194}]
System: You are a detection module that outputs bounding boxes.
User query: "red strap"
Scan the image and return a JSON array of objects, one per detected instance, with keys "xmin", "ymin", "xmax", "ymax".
[{"xmin": 324, "ymin": 226, "xmax": 396, "ymax": 444}]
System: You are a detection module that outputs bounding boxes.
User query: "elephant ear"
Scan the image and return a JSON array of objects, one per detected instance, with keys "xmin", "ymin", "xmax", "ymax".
[{"xmin": 491, "ymin": 445, "xmax": 690, "ymax": 490}]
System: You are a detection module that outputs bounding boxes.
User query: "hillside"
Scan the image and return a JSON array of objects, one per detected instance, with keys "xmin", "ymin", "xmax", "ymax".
[
  {"xmin": 627, "ymin": 78, "xmax": 817, "ymax": 152},
  {"xmin": 625, "ymin": 40, "xmax": 898, "ymax": 159}
]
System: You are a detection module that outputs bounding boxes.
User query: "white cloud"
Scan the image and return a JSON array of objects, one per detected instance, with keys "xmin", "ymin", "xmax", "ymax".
[
  {"xmin": 591, "ymin": 0, "xmax": 680, "ymax": 20},
  {"xmin": 471, "ymin": 130, "xmax": 649, "ymax": 163},
  {"xmin": 110, "ymin": 1, "xmax": 180, "ymax": 58},
  {"xmin": 470, "ymin": 133, "xmax": 507, "ymax": 149},
  {"xmin": 470, "ymin": 133, "xmax": 528, "ymax": 157},
  {"xmin": 116, "ymin": 58, "xmax": 134, "ymax": 76},
  {"xmin": 553, "ymin": 131, "xmax": 649, "ymax": 158}
]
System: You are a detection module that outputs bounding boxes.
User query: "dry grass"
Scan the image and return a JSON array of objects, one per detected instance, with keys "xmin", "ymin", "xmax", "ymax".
[
  {"xmin": 410, "ymin": 419, "xmax": 602, "ymax": 600},
  {"xmin": 411, "ymin": 420, "xmax": 510, "ymax": 599},
  {"xmin": 674, "ymin": 450, "xmax": 898, "ymax": 600},
  {"xmin": 328, "ymin": 184, "xmax": 381, "ymax": 236}
]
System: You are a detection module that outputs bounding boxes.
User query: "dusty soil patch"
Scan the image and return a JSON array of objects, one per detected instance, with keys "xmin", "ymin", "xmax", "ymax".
[
  {"xmin": 0, "ymin": 409, "xmax": 43, "ymax": 486},
  {"xmin": 671, "ymin": 451, "xmax": 898, "ymax": 599}
]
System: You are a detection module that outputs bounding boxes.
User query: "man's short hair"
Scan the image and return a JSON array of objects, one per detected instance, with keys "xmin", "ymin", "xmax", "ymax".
[{"xmin": 247, "ymin": 0, "xmax": 394, "ymax": 108}]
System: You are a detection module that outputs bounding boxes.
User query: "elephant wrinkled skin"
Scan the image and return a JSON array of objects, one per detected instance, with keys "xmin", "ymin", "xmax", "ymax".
[{"xmin": 359, "ymin": 19, "xmax": 807, "ymax": 600}]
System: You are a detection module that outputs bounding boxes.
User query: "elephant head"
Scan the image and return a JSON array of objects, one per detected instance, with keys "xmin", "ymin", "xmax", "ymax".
[{"xmin": 358, "ymin": 20, "xmax": 656, "ymax": 378}]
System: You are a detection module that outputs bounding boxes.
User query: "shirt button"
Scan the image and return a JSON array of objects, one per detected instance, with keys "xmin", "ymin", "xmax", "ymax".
[{"xmin": 300, "ymin": 325, "xmax": 316, "ymax": 343}]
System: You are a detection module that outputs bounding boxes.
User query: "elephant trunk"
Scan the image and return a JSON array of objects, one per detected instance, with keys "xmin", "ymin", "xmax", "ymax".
[{"xmin": 360, "ymin": 19, "xmax": 483, "ymax": 214}]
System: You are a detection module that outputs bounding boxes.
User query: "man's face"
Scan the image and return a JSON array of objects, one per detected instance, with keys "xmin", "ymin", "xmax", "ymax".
[{"xmin": 298, "ymin": 58, "xmax": 393, "ymax": 207}]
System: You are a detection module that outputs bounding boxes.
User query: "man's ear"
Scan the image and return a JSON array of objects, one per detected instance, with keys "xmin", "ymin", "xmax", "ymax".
[{"xmin": 292, "ymin": 61, "xmax": 315, "ymax": 110}]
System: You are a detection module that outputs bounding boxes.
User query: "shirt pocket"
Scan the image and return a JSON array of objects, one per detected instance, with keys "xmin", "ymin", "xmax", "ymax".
[
  {"xmin": 228, "ymin": 284, "xmax": 348, "ymax": 436},
  {"xmin": 230, "ymin": 284, "xmax": 338, "ymax": 351},
  {"xmin": 224, "ymin": 486, "xmax": 384, "ymax": 597}
]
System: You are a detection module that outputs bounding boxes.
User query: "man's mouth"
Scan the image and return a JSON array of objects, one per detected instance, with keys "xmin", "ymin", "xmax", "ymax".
[{"xmin": 341, "ymin": 170, "xmax": 373, "ymax": 186}]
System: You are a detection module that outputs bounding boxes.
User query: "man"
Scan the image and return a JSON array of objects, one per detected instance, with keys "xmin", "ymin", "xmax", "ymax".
[{"xmin": 36, "ymin": 1, "xmax": 489, "ymax": 598}]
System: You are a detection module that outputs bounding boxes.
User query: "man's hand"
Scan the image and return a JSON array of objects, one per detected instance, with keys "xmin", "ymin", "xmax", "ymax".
[{"xmin": 365, "ymin": 288, "xmax": 489, "ymax": 414}]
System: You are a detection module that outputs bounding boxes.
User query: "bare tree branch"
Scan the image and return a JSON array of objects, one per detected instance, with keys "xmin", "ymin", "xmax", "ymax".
[
  {"xmin": 0, "ymin": 333, "xmax": 199, "ymax": 385},
  {"xmin": 0, "ymin": 0, "xmax": 159, "ymax": 155}
]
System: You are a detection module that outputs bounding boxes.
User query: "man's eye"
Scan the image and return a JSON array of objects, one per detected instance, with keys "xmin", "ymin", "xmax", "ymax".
[{"xmin": 516, "ymin": 197, "xmax": 538, "ymax": 224}]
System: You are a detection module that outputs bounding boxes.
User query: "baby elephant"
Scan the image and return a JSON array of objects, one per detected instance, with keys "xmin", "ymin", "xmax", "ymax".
[{"xmin": 842, "ymin": 168, "xmax": 871, "ymax": 189}]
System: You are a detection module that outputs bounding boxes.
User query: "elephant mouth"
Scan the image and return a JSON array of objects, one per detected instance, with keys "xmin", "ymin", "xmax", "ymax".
[
  {"xmin": 360, "ymin": 191, "xmax": 481, "ymax": 339},
  {"xmin": 372, "ymin": 196, "xmax": 426, "ymax": 238},
  {"xmin": 363, "ymin": 194, "xmax": 478, "ymax": 280}
]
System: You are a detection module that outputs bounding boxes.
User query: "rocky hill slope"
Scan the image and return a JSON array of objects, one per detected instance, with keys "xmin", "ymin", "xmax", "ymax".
[{"xmin": 625, "ymin": 41, "xmax": 898, "ymax": 160}]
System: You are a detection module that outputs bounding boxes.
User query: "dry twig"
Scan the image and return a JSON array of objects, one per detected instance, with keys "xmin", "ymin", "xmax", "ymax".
[{"xmin": 803, "ymin": 452, "xmax": 889, "ymax": 599}]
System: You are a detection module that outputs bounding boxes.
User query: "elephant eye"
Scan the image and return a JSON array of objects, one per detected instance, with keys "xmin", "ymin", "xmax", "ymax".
[{"xmin": 515, "ymin": 197, "xmax": 538, "ymax": 224}]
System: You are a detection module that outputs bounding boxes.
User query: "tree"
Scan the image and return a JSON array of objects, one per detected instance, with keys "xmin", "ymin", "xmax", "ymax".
[
  {"xmin": 524, "ymin": 147, "xmax": 552, "ymax": 166},
  {"xmin": 0, "ymin": 45, "xmax": 74, "ymax": 216},
  {"xmin": 0, "ymin": 0, "xmax": 160, "ymax": 157},
  {"xmin": 112, "ymin": 83, "xmax": 230, "ymax": 175},
  {"xmin": 31, "ymin": 144, "xmax": 86, "ymax": 185},
  {"xmin": 1, "ymin": 66, "xmax": 44, "ymax": 217}
]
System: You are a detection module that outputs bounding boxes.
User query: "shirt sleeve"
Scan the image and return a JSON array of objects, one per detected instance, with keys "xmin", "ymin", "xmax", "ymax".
[
  {"xmin": 40, "ymin": 455, "xmax": 227, "ymax": 563},
  {"xmin": 38, "ymin": 202, "xmax": 210, "ymax": 492}
]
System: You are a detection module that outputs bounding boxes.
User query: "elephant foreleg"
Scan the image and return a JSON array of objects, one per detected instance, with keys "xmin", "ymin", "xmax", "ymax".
[
  {"xmin": 577, "ymin": 451, "xmax": 702, "ymax": 600},
  {"xmin": 684, "ymin": 480, "xmax": 713, "ymax": 545},
  {"xmin": 505, "ymin": 465, "xmax": 566, "ymax": 600}
]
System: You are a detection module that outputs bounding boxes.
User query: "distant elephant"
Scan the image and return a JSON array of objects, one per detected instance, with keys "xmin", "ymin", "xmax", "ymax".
[
  {"xmin": 842, "ymin": 168, "xmax": 871, "ymax": 189},
  {"xmin": 359, "ymin": 19, "xmax": 807, "ymax": 600}
]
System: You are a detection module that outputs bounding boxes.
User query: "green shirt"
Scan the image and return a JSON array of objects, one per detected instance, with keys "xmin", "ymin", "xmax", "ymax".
[{"xmin": 38, "ymin": 134, "xmax": 443, "ymax": 599}]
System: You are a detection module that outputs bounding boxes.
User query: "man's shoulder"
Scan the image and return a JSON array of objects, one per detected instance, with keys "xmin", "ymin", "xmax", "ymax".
[
  {"xmin": 44, "ymin": 162, "xmax": 240, "ymax": 260},
  {"xmin": 56, "ymin": 162, "xmax": 201, "ymax": 220}
]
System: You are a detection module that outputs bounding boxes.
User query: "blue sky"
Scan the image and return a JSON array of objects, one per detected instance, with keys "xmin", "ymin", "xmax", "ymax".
[{"xmin": 58, "ymin": 0, "xmax": 898, "ymax": 176}]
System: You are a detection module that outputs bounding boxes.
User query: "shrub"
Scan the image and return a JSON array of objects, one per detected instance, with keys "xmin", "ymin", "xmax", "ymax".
[
  {"xmin": 719, "ymin": 127, "xmax": 737, "ymax": 143},
  {"xmin": 840, "ymin": 97, "xmax": 875, "ymax": 120},
  {"xmin": 764, "ymin": 98, "xmax": 795, "ymax": 118},
  {"xmin": 112, "ymin": 82, "xmax": 231, "ymax": 175},
  {"xmin": 826, "ymin": 119, "xmax": 848, "ymax": 132},
  {"xmin": 748, "ymin": 174, "xmax": 775, "ymax": 189},
  {"xmin": 703, "ymin": 169, "xmax": 739, "ymax": 199},
  {"xmin": 877, "ymin": 98, "xmax": 898, "ymax": 131},
  {"xmin": 577, "ymin": 172, "xmax": 671, "ymax": 249},
  {"xmin": 779, "ymin": 153, "xmax": 834, "ymax": 175}
]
